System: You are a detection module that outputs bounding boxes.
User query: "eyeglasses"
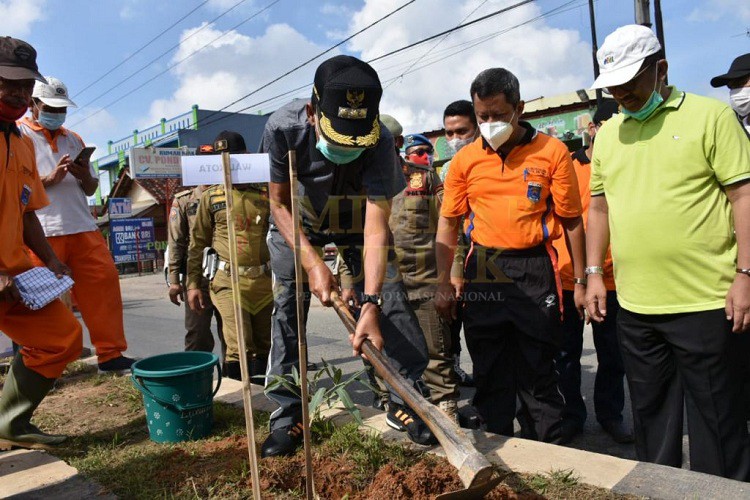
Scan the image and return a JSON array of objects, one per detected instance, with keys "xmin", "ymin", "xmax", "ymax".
[
  {"xmin": 603, "ymin": 63, "xmax": 653, "ymax": 96},
  {"xmin": 407, "ymin": 147, "xmax": 433, "ymax": 157}
]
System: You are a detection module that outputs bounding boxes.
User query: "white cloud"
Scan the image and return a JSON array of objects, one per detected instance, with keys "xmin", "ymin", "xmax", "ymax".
[
  {"xmin": 346, "ymin": 0, "xmax": 592, "ymax": 133},
  {"xmin": 68, "ymin": 108, "xmax": 119, "ymax": 160},
  {"xmin": 0, "ymin": 0, "xmax": 45, "ymax": 37},
  {"xmin": 144, "ymin": 22, "xmax": 333, "ymax": 126},
  {"xmin": 688, "ymin": 0, "xmax": 750, "ymax": 23}
]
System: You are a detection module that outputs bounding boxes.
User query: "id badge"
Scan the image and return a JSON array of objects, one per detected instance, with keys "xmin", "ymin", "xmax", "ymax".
[{"xmin": 20, "ymin": 184, "xmax": 31, "ymax": 206}]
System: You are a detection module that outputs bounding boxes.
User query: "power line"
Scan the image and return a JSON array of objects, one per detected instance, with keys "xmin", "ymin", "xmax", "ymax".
[
  {"xmin": 68, "ymin": 0, "xmax": 279, "ymax": 129},
  {"xmin": 70, "ymin": 0, "xmax": 253, "ymax": 115},
  {"xmin": 196, "ymin": 0, "xmax": 572, "ymax": 131},
  {"xmin": 73, "ymin": 0, "xmax": 211, "ymax": 98},
  {"xmin": 195, "ymin": 0, "xmax": 418, "ymax": 127},
  {"xmin": 384, "ymin": 0, "xmax": 489, "ymax": 89}
]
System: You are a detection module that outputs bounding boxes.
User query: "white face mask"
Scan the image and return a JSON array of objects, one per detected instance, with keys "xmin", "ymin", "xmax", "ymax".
[
  {"xmin": 447, "ymin": 136, "xmax": 474, "ymax": 154},
  {"xmin": 479, "ymin": 112, "xmax": 515, "ymax": 151},
  {"xmin": 729, "ymin": 87, "xmax": 750, "ymax": 118}
]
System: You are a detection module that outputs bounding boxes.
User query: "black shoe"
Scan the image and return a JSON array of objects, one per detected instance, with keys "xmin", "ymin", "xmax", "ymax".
[
  {"xmin": 386, "ymin": 404, "xmax": 437, "ymax": 446},
  {"xmin": 261, "ymin": 423, "xmax": 304, "ymax": 458},
  {"xmin": 225, "ymin": 361, "xmax": 241, "ymax": 381},
  {"xmin": 600, "ymin": 419, "xmax": 634, "ymax": 444},
  {"xmin": 372, "ymin": 394, "xmax": 389, "ymax": 411},
  {"xmin": 97, "ymin": 356, "xmax": 135, "ymax": 375},
  {"xmin": 558, "ymin": 419, "xmax": 583, "ymax": 445}
]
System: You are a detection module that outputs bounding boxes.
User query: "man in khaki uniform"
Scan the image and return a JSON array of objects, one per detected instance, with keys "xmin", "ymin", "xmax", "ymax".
[
  {"xmin": 389, "ymin": 132, "xmax": 460, "ymax": 424},
  {"xmin": 186, "ymin": 131, "xmax": 273, "ymax": 381},
  {"xmin": 167, "ymin": 144, "xmax": 225, "ymax": 363}
]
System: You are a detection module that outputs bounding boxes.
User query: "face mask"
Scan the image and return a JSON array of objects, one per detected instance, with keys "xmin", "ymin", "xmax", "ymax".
[
  {"xmin": 479, "ymin": 111, "xmax": 515, "ymax": 151},
  {"xmin": 38, "ymin": 110, "xmax": 66, "ymax": 130},
  {"xmin": 406, "ymin": 150, "xmax": 434, "ymax": 167},
  {"xmin": 447, "ymin": 136, "xmax": 474, "ymax": 154},
  {"xmin": 621, "ymin": 71, "xmax": 664, "ymax": 121},
  {"xmin": 315, "ymin": 135, "xmax": 364, "ymax": 164},
  {"xmin": 729, "ymin": 87, "xmax": 750, "ymax": 118},
  {"xmin": 0, "ymin": 100, "xmax": 27, "ymax": 122}
]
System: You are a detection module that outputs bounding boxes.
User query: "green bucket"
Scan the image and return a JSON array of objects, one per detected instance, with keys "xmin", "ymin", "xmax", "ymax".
[{"xmin": 131, "ymin": 352, "xmax": 222, "ymax": 443}]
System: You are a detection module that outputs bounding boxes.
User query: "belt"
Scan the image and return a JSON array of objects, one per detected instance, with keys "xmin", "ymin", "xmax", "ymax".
[{"xmin": 217, "ymin": 260, "xmax": 271, "ymax": 279}]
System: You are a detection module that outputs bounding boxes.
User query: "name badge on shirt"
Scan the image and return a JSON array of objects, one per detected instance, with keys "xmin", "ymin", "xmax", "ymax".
[
  {"xmin": 20, "ymin": 184, "xmax": 31, "ymax": 206},
  {"xmin": 526, "ymin": 182, "xmax": 542, "ymax": 203}
]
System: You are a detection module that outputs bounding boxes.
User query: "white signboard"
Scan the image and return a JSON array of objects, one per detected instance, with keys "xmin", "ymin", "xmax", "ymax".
[
  {"xmin": 181, "ymin": 153, "xmax": 271, "ymax": 186},
  {"xmin": 130, "ymin": 148, "xmax": 189, "ymax": 179}
]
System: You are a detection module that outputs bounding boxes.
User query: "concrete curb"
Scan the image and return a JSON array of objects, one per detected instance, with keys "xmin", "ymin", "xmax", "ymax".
[
  {"xmin": 213, "ymin": 378, "xmax": 750, "ymax": 500},
  {"xmin": 3, "ymin": 376, "xmax": 747, "ymax": 499}
]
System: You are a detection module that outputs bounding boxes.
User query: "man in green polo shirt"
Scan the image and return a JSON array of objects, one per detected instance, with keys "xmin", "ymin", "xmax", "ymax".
[{"xmin": 585, "ymin": 24, "xmax": 750, "ymax": 481}]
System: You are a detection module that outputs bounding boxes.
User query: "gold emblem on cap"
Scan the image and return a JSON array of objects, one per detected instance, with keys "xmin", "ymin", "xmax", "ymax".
[
  {"xmin": 319, "ymin": 113, "xmax": 380, "ymax": 148},
  {"xmin": 346, "ymin": 89, "xmax": 365, "ymax": 108},
  {"xmin": 338, "ymin": 107, "xmax": 367, "ymax": 119},
  {"xmin": 214, "ymin": 139, "xmax": 228, "ymax": 152}
]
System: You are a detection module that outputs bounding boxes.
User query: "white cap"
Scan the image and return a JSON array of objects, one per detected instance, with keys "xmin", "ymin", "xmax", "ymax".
[
  {"xmin": 591, "ymin": 25, "xmax": 661, "ymax": 90},
  {"xmin": 33, "ymin": 76, "xmax": 77, "ymax": 108}
]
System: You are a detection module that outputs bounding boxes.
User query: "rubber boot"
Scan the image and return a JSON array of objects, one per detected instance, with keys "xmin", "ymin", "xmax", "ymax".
[
  {"xmin": 224, "ymin": 361, "xmax": 242, "ymax": 381},
  {"xmin": 0, "ymin": 356, "xmax": 67, "ymax": 450}
]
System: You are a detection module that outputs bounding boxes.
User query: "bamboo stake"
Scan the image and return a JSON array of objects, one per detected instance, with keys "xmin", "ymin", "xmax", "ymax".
[
  {"xmin": 288, "ymin": 150, "xmax": 316, "ymax": 500},
  {"xmin": 221, "ymin": 151, "xmax": 262, "ymax": 500}
]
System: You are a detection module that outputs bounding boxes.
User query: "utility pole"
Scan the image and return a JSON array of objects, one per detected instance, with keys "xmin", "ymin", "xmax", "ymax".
[
  {"xmin": 588, "ymin": 0, "xmax": 602, "ymax": 107},
  {"xmin": 635, "ymin": 0, "xmax": 651, "ymax": 26}
]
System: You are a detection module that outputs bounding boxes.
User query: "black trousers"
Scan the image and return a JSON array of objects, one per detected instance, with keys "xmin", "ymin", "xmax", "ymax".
[
  {"xmin": 556, "ymin": 290, "xmax": 625, "ymax": 427},
  {"xmin": 618, "ymin": 307, "xmax": 750, "ymax": 480},
  {"xmin": 463, "ymin": 244, "xmax": 564, "ymax": 442}
]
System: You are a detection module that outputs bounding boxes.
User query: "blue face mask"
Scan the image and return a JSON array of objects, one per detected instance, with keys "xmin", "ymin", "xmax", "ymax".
[
  {"xmin": 621, "ymin": 72, "xmax": 664, "ymax": 121},
  {"xmin": 315, "ymin": 136, "xmax": 365, "ymax": 164},
  {"xmin": 38, "ymin": 110, "xmax": 66, "ymax": 130}
]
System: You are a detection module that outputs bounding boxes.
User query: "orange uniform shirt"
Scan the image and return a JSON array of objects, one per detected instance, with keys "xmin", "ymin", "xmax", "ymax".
[
  {"xmin": 0, "ymin": 126, "xmax": 49, "ymax": 275},
  {"xmin": 441, "ymin": 126, "xmax": 582, "ymax": 250},
  {"xmin": 552, "ymin": 149, "xmax": 615, "ymax": 291}
]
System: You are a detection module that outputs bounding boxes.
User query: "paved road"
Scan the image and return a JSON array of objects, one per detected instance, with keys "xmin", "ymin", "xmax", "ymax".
[{"xmin": 93, "ymin": 272, "xmax": 646, "ymax": 461}]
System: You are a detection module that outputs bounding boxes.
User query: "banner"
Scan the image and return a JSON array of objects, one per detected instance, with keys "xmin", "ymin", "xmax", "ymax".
[
  {"xmin": 130, "ymin": 148, "xmax": 190, "ymax": 179},
  {"xmin": 110, "ymin": 218, "xmax": 156, "ymax": 264},
  {"xmin": 181, "ymin": 153, "xmax": 271, "ymax": 186},
  {"xmin": 109, "ymin": 197, "xmax": 132, "ymax": 219}
]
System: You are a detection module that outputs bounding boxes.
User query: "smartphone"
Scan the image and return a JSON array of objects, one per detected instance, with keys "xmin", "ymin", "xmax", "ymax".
[{"xmin": 74, "ymin": 146, "xmax": 96, "ymax": 164}]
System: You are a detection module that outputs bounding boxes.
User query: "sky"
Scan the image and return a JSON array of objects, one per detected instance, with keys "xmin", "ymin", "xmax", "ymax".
[{"xmin": 9, "ymin": 0, "xmax": 750, "ymax": 159}]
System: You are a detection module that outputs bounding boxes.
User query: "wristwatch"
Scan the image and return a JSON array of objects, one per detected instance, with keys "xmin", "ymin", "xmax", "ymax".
[
  {"xmin": 360, "ymin": 293, "xmax": 383, "ymax": 310},
  {"xmin": 584, "ymin": 266, "xmax": 604, "ymax": 276},
  {"xmin": 573, "ymin": 277, "xmax": 587, "ymax": 285}
]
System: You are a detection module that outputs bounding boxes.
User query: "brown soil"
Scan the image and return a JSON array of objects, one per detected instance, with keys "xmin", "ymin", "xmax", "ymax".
[{"xmin": 25, "ymin": 372, "xmax": 625, "ymax": 499}]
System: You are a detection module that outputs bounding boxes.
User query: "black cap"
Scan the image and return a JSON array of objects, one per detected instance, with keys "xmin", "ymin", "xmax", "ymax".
[
  {"xmin": 213, "ymin": 130, "xmax": 247, "ymax": 153},
  {"xmin": 593, "ymin": 98, "xmax": 620, "ymax": 124},
  {"xmin": 312, "ymin": 55, "xmax": 382, "ymax": 148},
  {"xmin": 711, "ymin": 53, "xmax": 750, "ymax": 88},
  {"xmin": 0, "ymin": 37, "xmax": 45, "ymax": 82}
]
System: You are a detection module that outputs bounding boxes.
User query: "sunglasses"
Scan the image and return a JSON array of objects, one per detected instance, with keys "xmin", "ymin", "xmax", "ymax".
[
  {"xmin": 407, "ymin": 147, "xmax": 433, "ymax": 157},
  {"xmin": 603, "ymin": 63, "xmax": 653, "ymax": 96}
]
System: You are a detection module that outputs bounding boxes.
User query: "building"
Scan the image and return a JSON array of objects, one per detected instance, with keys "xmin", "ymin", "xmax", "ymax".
[{"xmin": 94, "ymin": 105, "xmax": 270, "ymax": 272}]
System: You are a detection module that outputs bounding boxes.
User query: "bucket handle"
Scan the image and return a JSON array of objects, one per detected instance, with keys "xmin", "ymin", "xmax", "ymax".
[{"xmin": 132, "ymin": 363, "xmax": 223, "ymax": 413}]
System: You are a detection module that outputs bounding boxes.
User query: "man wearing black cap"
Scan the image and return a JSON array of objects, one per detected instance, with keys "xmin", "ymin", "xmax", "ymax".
[
  {"xmin": 259, "ymin": 55, "xmax": 431, "ymax": 457},
  {"xmin": 168, "ymin": 144, "xmax": 225, "ymax": 364},
  {"xmin": 711, "ymin": 53, "xmax": 750, "ymax": 136},
  {"xmin": 0, "ymin": 37, "xmax": 83, "ymax": 449},
  {"xmin": 186, "ymin": 131, "xmax": 272, "ymax": 382}
]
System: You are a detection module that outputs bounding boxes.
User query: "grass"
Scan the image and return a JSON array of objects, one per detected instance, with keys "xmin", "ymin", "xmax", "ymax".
[{"xmin": 23, "ymin": 372, "xmax": 638, "ymax": 499}]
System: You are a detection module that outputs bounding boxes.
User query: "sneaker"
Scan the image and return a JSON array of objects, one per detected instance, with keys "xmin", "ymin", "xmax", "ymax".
[
  {"xmin": 453, "ymin": 355, "xmax": 474, "ymax": 387},
  {"xmin": 438, "ymin": 400, "xmax": 459, "ymax": 426},
  {"xmin": 260, "ymin": 423, "xmax": 304, "ymax": 458},
  {"xmin": 98, "ymin": 356, "xmax": 136, "ymax": 375},
  {"xmin": 386, "ymin": 403, "xmax": 438, "ymax": 445}
]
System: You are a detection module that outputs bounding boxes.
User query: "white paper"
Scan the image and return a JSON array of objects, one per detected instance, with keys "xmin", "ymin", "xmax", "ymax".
[{"xmin": 180, "ymin": 153, "xmax": 271, "ymax": 186}]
